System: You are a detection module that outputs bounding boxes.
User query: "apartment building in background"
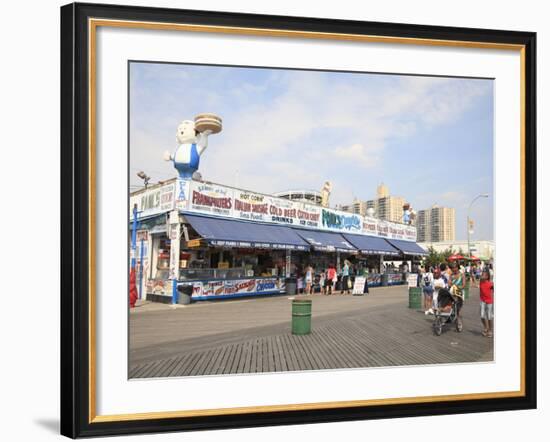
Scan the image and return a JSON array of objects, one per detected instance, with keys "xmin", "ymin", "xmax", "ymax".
[
  {"xmin": 340, "ymin": 183, "xmax": 407, "ymax": 223},
  {"xmin": 417, "ymin": 205, "xmax": 456, "ymax": 242},
  {"xmin": 366, "ymin": 183, "xmax": 406, "ymax": 223}
]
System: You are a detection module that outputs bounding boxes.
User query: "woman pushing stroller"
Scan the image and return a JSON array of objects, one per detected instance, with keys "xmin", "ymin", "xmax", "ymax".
[{"xmin": 432, "ymin": 263, "xmax": 465, "ymax": 335}]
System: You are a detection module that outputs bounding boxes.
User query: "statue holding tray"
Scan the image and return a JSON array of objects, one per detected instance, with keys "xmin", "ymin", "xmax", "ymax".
[{"xmin": 164, "ymin": 113, "xmax": 222, "ymax": 179}]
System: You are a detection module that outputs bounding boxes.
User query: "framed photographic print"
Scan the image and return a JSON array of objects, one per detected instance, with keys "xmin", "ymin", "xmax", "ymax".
[{"xmin": 60, "ymin": 2, "xmax": 537, "ymax": 438}]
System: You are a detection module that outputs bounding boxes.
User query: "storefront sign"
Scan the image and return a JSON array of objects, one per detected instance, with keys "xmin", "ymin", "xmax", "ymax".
[
  {"xmin": 131, "ymin": 180, "xmax": 417, "ymax": 242},
  {"xmin": 130, "ymin": 183, "xmax": 175, "ymax": 218},
  {"xmin": 146, "ymin": 279, "xmax": 171, "ymax": 295},
  {"xmin": 387, "ymin": 273, "xmax": 404, "ymax": 285},
  {"xmin": 352, "ymin": 276, "xmax": 367, "ymax": 294},
  {"xmin": 186, "ymin": 239, "xmax": 202, "ymax": 248},
  {"xmin": 234, "ymin": 190, "xmax": 270, "ymax": 222},
  {"xmin": 189, "ymin": 182, "xmax": 233, "ymax": 217},
  {"xmin": 362, "ymin": 216, "xmax": 378, "ymax": 236},
  {"xmin": 407, "ymin": 273, "xmax": 418, "ymax": 288},
  {"xmin": 321, "ymin": 209, "xmax": 362, "ymax": 233},
  {"xmin": 136, "ymin": 230, "xmax": 148, "ymax": 242},
  {"xmin": 201, "ymin": 280, "xmax": 225, "ymax": 296},
  {"xmin": 177, "ymin": 277, "xmax": 286, "ymax": 299},
  {"xmin": 169, "ymin": 214, "xmax": 181, "ymax": 280},
  {"xmin": 367, "ymin": 273, "xmax": 382, "ymax": 287},
  {"xmin": 174, "ymin": 178, "xmax": 189, "ymax": 210}
]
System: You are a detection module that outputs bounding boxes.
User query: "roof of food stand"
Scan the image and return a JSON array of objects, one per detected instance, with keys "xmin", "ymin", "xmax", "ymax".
[
  {"xmin": 342, "ymin": 233, "xmax": 400, "ymax": 256},
  {"xmin": 293, "ymin": 229, "xmax": 358, "ymax": 253},
  {"xmin": 184, "ymin": 214, "xmax": 310, "ymax": 251},
  {"xmin": 386, "ymin": 239, "xmax": 428, "ymax": 256}
]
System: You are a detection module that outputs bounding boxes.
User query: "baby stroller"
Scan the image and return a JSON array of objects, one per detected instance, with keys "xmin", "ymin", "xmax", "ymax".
[{"xmin": 433, "ymin": 287, "xmax": 464, "ymax": 336}]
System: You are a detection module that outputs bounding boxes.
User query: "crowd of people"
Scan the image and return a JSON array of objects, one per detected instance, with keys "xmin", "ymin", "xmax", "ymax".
[
  {"xmin": 419, "ymin": 261, "xmax": 494, "ymax": 337},
  {"xmin": 295, "ymin": 259, "xmax": 366, "ymax": 295}
]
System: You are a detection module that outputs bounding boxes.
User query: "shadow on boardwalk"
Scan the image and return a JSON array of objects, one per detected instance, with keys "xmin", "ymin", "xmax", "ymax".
[{"xmin": 129, "ymin": 288, "xmax": 493, "ymax": 379}]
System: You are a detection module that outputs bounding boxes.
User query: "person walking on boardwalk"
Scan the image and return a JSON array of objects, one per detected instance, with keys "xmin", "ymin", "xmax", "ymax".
[
  {"xmin": 449, "ymin": 263, "xmax": 465, "ymax": 330},
  {"xmin": 421, "ymin": 266, "xmax": 434, "ymax": 315},
  {"xmin": 304, "ymin": 264, "xmax": 314, "ymax": 295},
  {"xmin": 341, "ymin": 260, "xmax": 351, "ymax": 294},
  {"xmin": 319, "ymin": 270, "xmax": 326, "ymax": 295},
  {"xmin": 479, "ymin": 270, "xmax": 494, "ymax": 337},
  {"xmin": 326, "ymin": 264, "xmax": 336, "ymax": 295}
]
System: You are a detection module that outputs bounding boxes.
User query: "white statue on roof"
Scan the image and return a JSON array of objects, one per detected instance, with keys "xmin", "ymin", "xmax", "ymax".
[
  {"xmin": 320, "ymin": 181, "xmax": 332, "ymax": 208},
  {"xmin": 164, "ymin": 114, "xmax": 222, "ymax": 180}
]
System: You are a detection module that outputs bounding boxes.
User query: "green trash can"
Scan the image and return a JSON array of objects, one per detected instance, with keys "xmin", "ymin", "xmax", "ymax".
[
  {"xmin": 292, "ymin": 299, "xmax": 312, "ymax": 335},
  {"xmin": 463, "ymin": 286, "xmax": 470, "ymax": 300},
  {"xmin": 408, "ymin": 287, "xmax": 423, "ymax": 309}
]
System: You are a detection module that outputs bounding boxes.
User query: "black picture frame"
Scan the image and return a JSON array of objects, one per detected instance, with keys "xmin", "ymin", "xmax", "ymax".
[{"xmin": 61, "ymin": 2, "xmax": 537, "ymax": 438}]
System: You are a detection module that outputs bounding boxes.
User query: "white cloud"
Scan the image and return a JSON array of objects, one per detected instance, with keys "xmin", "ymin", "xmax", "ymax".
[
  {"xmin": 131, "ymin": 65, "xmax": 492, "ymax": 200},
  {"xmin": 333, "ymin": 143, "xmax": 382, "ymax": 167}
]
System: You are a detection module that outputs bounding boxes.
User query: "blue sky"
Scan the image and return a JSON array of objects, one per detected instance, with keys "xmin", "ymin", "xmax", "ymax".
[{"xmin": 130, "ymin": 62, "xmax": 494, "ymax": 241}]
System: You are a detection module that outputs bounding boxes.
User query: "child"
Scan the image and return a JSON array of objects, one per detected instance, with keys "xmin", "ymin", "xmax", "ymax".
[
  {"xmin": 479, "ymin": 270, "xmax": 494, "ymax": 337},
  {"xmin": 297, "ymin": 276, "xmax": 304, "ymax": 294}
]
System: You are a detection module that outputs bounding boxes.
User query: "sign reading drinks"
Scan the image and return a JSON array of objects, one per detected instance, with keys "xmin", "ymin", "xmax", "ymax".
[
  {"xmin": 131, "ymin": 179, "xmax": 417, "ymax": 241},
  {"xmin": 234, "ymin": 190, "xmax": 322, "ymax": 228}
]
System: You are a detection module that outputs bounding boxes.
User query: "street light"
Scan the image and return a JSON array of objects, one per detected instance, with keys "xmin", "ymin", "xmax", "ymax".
[
  {"xmin": 136, "ymin": 170, "xmax": 151, "ymax": 188},
  {"xmin": 467, "ymin": 193, "xmax": 489, "ymax": 259}
]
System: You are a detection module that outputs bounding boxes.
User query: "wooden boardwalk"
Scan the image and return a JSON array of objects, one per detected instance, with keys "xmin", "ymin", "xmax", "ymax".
[{"xmin": 129, "ymin": 289, "xmax": 493, "ymax": 378}]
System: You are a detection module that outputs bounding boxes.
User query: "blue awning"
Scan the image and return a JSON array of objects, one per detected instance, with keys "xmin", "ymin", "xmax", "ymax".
[
  {"xmin": 294, "ymin": 229, "xmax": 357, "ymax": 253},
  {"xmin": 183, "ymin": 214, "xmax": 309, "ymax": 250},
  {"xmin": 386, "ymin": 239, "xmax": 428, "ymax": 256},
  {"xmin": 342, "ymin": 234, "xmax": 400, "ymax": 256}
]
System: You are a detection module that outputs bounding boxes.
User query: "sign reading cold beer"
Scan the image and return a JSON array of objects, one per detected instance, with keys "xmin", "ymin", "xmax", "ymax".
[{"xmin": 234, "ymin": 190, "xmax": 321, "ymax": 228}]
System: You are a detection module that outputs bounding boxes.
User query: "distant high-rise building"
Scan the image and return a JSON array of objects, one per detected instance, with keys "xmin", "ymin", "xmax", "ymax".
[
  {"xmin": 366, "ymin": 184, "xmax": 405, "ymax": 223},
  {"xmin": 340, "ymin": 198, "xmax": 368, "ymax": 216},
  {"xmin": 377, "ymin": 182, "xmax": 389, "ymax": 199},
  {"xmin": 340, "ymin": 184, "xmax": 406, "ymax": 223},
  {"xmin": 417, "ymin": 205, "xmax": 456, "ymax": 242}
]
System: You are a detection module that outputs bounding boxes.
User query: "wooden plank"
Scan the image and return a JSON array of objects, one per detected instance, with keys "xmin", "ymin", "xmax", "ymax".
[
  {"xmin": 217, "ymin": 343, "xmax": 234, "ymax": 375},
  {"xmin": 204, "ymin": 346, "xmax": 224, "ymax": 375},
  {"xmin": 168, "ymin": 352, "xmax": 195, "ymax": 377},
  {"xmin": 189, "ymin": 349, "xmax": 215, "ymax": 376},
  {"xmin": 179, "ymin": 352, "xmax": 203, "ymax": 377},
  {"xmin": 280, "ymin": 333, "xmax": 299, "ymax": 371},
  {"xmin": 228, "ymin": 343, "xmax": 243, "ymax": 374},
  {"xmin": 274, "ymin": 335, "xmax": 288, "ymax": 372},
  {"xmin": 242, "ymin": 340, "xmax": 253, "ymax": 374}
]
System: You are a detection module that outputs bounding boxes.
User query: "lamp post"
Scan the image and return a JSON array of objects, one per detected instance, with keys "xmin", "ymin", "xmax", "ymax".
[
  {"xmin": 467, "ymin": 194, "xmax": 489, "ymax": 259},
  {"xmin": 136, "ymin": 171, "xmax": 151, "ymax": 189}
]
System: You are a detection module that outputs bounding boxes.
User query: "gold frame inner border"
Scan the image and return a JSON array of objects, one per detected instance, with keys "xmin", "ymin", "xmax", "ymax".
[{"xmin": 87, "ymin": 17, "xmax": 527, "ymax": 424}]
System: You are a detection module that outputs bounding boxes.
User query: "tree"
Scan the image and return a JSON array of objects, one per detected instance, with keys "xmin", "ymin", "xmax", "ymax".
[
  {"xmin": 424, "ymin": 246, "xmax": 441, "ymax": 269},
  {"xmin": 441, "ymin": 247, "xmax": 455, "ymax": 262}
]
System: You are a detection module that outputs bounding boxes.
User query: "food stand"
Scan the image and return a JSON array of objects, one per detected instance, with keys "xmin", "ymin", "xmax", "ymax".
[{"xmin": 130, "ymin": 178, "xmax": 425, "ymax": 303}]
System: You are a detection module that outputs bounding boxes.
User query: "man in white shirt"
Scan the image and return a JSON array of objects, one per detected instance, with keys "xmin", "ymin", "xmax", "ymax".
[{"xmin": 431, "ymin": 267, "xmax": 448, "ymax": 313}]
